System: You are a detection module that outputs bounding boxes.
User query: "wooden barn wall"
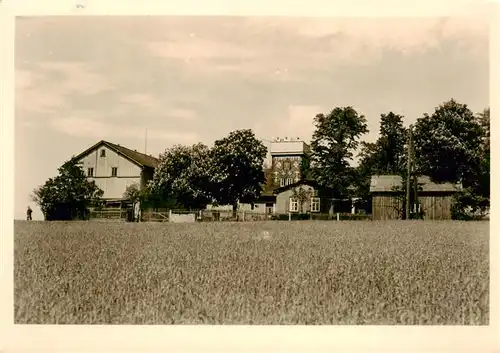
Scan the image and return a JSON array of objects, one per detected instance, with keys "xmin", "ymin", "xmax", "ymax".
[
  {"xmin": 419, "ymin": 194, "xmax": 453, "ymax": 220},
  {"xmin": 372, "ymin": 194, "xmax": 403, "ymax": 220}
]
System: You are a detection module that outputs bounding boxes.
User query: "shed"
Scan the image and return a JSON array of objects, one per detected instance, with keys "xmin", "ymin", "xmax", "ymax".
[
  {"xmin": 370, "ymin": 175, "xmax": 404, "ymax": 220},
  {"xmin": 370, "ymin": 175, "xmax": 462, "ymax": 220},
  {"xmin": 416, "ymin": 176, "xmax": 462, "ymax": 220}
]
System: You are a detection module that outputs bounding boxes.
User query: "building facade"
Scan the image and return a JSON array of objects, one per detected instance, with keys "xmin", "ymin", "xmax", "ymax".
[
  {"xmin": 273, "ymin": 179, "xmax": 324, "ymax": 214},
  {"xmin": 73, "ymin": 140, "xmax": 159, "ymax": 205},
  {"xmin": 270, "ymin": 137, "xmax": 311, "ymax": 188}
]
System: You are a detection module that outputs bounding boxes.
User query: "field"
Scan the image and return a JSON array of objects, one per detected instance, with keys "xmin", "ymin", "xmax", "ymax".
[{"xmin": 14, "ymin": 220, "xmax": 489, "ymax": 325}]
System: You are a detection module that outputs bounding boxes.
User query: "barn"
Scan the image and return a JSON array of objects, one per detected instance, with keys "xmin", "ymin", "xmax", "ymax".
[
  {"xmin": 370, "ymin": 175, "xmax": 405, "ymax": 220},
  {"xmin": 370, "ymin": 175, "xmax": 462, "ymax": 220},
  {"xmin": 417, "ymin": 176, "xmax": 463, "ymax": 220}
]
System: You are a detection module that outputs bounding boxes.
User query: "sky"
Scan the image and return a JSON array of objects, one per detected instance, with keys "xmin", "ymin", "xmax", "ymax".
[{"xmin": 15, "ymin": 13, "xmax": 489, "ymax": 220}]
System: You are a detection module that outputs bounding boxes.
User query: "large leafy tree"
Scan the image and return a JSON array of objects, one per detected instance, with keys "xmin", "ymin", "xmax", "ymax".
[
  {"xmin": 454, "ymin": 107, "xmax": 490, "ymax": 217},
  {"xmin": 355, "ymin": 112, "xmax": 408, "ymax": 202},
  {"xmin": 476, "ymin": 107, "xmax": 490, "ymax": 201},
  {"xmin": 375, "ymin": 112, "xmax": 408, "ymax": 174},
  {"xmin": 412, "ymin": 99, "xmax": 484, "ymax": 186},
  {"xmin": 310, "ymin": 107, "xmax": 369, "ymax": 199},
  {"xmin": 149, "ymin": 143, "xmax": 213, "ymax": 210},
  {"xmin": 31, "ymin": 158, "xmax": 103, "ymax": 220},
  {"xmin": 412, "ymin": 100, "xmax": 487, "ymax": 218},
  {"xmin": 210, "ymin": 129, "xmax": 268, "ymax": 214}
]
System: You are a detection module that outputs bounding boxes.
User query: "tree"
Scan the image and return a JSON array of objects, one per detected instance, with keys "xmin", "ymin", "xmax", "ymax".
[
  {"xmin": 291, "ymin": 186, "xmax": 313, "ymax": 213},
  {"xmin": 375, "ymin": 112, "xmax": 408, "ymax": 174},
  {"xmin": 412, "ymin": 100, "xmax": 487, "ymax": 219},
  {"xmin": 412, "ymin": 99, "xmax": 484, "ymax": 186},
  {"xmin": 31, "ymin": 158, "xmax": 103, "ymax": 220},
  {"xmin": 310, "ymin": 107, "xmax": 369, "ymax": 199},
  {"xmin": 452, "ymin": 107, "xmax": 490, "ymax": 218},
  {"xmin": 263, "ymin": 162, "xmax": 275, "ymax": 190},
  {"xmin": 354, "ymin": 112, "xmax": 408, "ymax": 212},
  {"xmin": 123, "ymin": 183, "xmax": 142, "ymax": 203},
  {"xmin": 148, "ymin": 143, "xmax": 213, "ymax": 210},
  {"xmin": 210, "ymin": 129, "xmax": 268, "ymax": 216}
]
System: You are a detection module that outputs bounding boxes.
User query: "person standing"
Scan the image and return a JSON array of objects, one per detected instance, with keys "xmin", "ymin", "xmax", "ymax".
[
  {"xmin": 134, "ymin": 201, "xmax": 141, "ymax": 222},
  {"xmin": 26, "ymin": 206, "xmax": 33, "ymax": 221}
]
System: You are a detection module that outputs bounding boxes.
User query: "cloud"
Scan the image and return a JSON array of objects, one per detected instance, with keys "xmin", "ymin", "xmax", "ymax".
[
  {"xmin": 119, "ymin": 93, "xmax": 199, "ymax": 120},
  {"xmin": 143, "ymin": 15, "xmax": 488, "ymax": 80},
  {"xmin": 147, "ymin": 37, "xmax": 255, "ymax": 60},
  {"xmin": 38, "ymin": 61, "xmax": 113, "ymax": 94},
  {"xmin": 119, "ymin": 93, "xmax": 158, "ymax": 107},
  {"xmin": 16, "ymin": 62, "xmax": 113, "ymax": 114},
  {"xmin": 20, "ymin": 121, "xmax": 37, "ymax": 129},
  {"xmin": 15, "ymin": 69, "xmax": 37, "ymax": 90},
  {"xmin": 49, "ymin": 116, "xmax": 200, "ymax": 144},
  {"xmin": 254, "ymin": 105, "xmax": 319, "ymax": 143}
]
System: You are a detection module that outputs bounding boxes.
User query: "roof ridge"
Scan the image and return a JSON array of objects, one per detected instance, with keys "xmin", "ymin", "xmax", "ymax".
[{"xmin": 104, "ymin": 140, "xmax": 159, "ymax": 160}]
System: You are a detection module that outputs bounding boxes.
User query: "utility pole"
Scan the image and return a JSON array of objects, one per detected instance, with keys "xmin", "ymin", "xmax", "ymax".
[{"xmin": 406, "ymin": 125, "xmax": 413, "ymax": 220}]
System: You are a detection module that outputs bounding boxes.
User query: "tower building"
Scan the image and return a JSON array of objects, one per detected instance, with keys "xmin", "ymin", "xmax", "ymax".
[{"xmin": 270, "ymin": 137, "xmax": 311, "ymax": 188}]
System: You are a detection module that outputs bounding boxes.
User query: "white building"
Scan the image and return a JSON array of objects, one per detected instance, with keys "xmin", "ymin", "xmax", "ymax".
[{"xmin": 73, "ymin": 140, "xmax": 159, "ymax": 206}]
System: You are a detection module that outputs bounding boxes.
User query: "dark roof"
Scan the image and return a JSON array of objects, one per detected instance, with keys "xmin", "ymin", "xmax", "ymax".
[
  {"xmin": 370, "ymin": 175, "xmax": 462, "ymax": 193},
  {"xmin": 416, "ymin": 176, "xmax": 463, "ymax": 192},
  {"xmin": 74, "ymin": 140, "xmax": 160, "ymax": 169}
]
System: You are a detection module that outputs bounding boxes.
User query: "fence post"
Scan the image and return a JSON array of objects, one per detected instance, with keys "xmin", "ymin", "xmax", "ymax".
[
  {"xmin": 242, "ymin": 211, "xmax": 245, "ymax": 222},
  {"xmin": 288, "ymin": 212, "xmax": 291, "ymax": 221},
  {"xmin": 337, "ymin": 213, "xmax": 340, "ymax": 221},
  {"xmin": 169, "ymin": 209, "xmax": 172, "ymax": 222}
]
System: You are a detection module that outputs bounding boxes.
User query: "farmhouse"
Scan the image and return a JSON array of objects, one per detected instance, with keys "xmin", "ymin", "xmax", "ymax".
[
  {"xmin": 271, "ymin": 179, "xmax": 321, "ymax": 214},
  {"xmin": 73, "ymin": 140, "xmax": 159, "ymax": 207},
  {"xmin": 370, "ymin": 175, "xmax": 462, "ymax": 220}
]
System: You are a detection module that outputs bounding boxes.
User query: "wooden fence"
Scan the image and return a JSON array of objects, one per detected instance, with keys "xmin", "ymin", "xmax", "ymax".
[{"xmin": 89, "ymin": 207, "xmax": 373, "ymax": 223}]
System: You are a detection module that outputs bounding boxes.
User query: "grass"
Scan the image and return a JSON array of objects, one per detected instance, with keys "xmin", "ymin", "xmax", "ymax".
[{"xmin": 14, "ymin": 220, "xmax": 489, "ymax": 325}]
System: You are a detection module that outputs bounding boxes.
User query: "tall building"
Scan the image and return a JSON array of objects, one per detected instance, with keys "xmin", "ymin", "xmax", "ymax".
[{"xmin": 270, "ymin": 137, "xmax": 311, "ymax": 187}]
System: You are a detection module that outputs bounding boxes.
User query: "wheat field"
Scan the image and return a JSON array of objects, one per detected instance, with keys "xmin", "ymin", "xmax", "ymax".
[{"xmin": 14, "ymin": 220, "xmax": 489, "ymax": 325}]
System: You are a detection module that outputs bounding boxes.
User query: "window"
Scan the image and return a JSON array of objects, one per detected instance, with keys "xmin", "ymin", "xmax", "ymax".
[
  {"xmin": 280, "ymin": 178, "xmax": 285, "ymax": 187},
  {"xmin": 100, "ymin": 149, "xmax": 106, "ymax": 157},
  {"xmin": 87, "ymin": 168, "xmax": 94, "ymax": 177},
  {"xmin": 286, "ymin": 178, "xmax": 294, "ymax": 186},
  {"xmin": 310, "ymin": 197, "xmax": 321, "ymax": 213},
  {"xmin": 289, "ymin": 198, "xmax": 298, "ymax": 212},
  {"xmin": 111, "ymin": 167, "xmax": 118, "ymax": 177}
]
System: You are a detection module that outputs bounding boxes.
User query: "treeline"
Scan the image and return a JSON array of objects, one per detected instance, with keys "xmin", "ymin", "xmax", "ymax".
[{"xmin": 32, "ymin": 98, "xmax": 489, "ymax": 220}]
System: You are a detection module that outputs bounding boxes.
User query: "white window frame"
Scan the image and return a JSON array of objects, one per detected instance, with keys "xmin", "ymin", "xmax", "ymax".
[
  {"xmin": 100, "ymin": 149, "xmax": 106, "ymax": 157},
  {"xmin": 111, "ymin": 167, "xmax": 118, "ymax": 177},
  {"xmin": 87, "ymin": 167, "xmax": 94, "ymax": 177},
  {"xmin": 310, "ymin": 197, "xmax": 321, "ymax": 213},
  {"xmin": 289, "ymin": 198, "xmax": 298, "ymax": 212},
  {"xmin": 286, "ymin": 178, "xmax": 294, "ymax": 186},
  {"xmin": 280, "ymin": 178, "xmax": 285, "ymax": 187}
]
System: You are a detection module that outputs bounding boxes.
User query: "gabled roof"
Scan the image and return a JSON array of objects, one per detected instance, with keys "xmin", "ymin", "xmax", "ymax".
[
  {"xmin": 370, "ymin": 175, "xmax": 462, "ymax": 193},
  {"xmin": 73, "ymin": 140, "xmax": 160, "ymax": 169}
]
